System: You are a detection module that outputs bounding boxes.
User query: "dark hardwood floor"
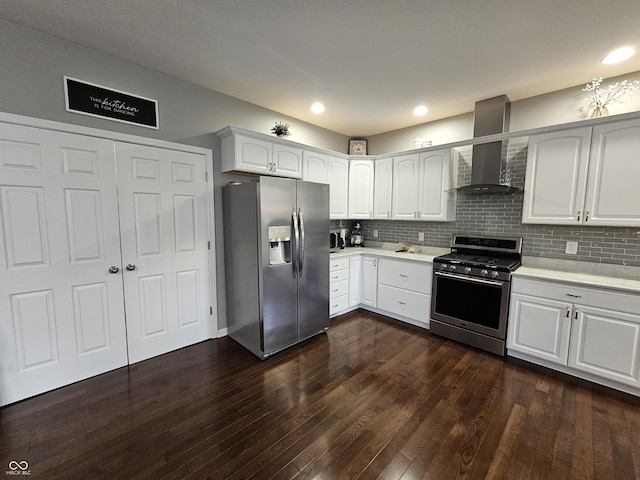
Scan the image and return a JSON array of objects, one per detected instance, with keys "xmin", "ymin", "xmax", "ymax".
[{"xmin": 2, "ymin": 310, "xmax": 640, "ymax": 479}]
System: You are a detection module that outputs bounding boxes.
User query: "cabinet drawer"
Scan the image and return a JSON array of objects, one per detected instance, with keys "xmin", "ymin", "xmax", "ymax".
[
  {"xmin": 330, "ymin": 256, "xmax": 350, "ymax": 272},
  {"xmin": 330, "ymin": 294, "xmax": 349, "ymax": 316},
  {"xmin": 330, "ymin": 268, "xmax": 349, "ymax": 283},
  {"xmin": 330, "ymin": 279, "xmax": 349, "ymax": 299},
  {"xmin": 512, "ymin": 277, "xmax": 640, "ymax": 313},
  {"xmin": 378, "ymin": 259, "xmax": 431, "ymax": 294},
  {"xmin": 378, "ymin": 284, "xmax": 430, "ymax": 323}
]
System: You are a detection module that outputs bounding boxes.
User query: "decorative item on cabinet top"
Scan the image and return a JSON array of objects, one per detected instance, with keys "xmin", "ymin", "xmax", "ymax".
[
  {"xmin": 349, "ymin": 138, "xmax": 367, "ymax": 155},
  {"xmin": 271, "ymin": 121, "xmax": 290, "ymax": 138}
]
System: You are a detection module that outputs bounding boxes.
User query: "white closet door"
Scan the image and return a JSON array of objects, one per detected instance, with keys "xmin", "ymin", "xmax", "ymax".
[
  {"xmin": 115, "ymin": 143, "xmax": 211, "ymax": 363},
  {"xmin": 0, "ymin": 124, "xmax": 128, "ymax": 406}
]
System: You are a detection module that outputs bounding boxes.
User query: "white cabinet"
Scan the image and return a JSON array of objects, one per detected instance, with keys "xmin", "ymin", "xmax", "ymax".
[
  {"xmin": 417, "ymin": 149, "xmax": 455, "ymax": 222},
  {"xmin": 373, "ymin": 157, "xmax": 393, "ymax": 219},
  {"xmin": 392, "ymin": 149, "xmax": 455, "ymax": 221},
  {"xmin": 523, "ymin": 118, "xmax": 640, "ymax": 226},
  {"xmin": 302, "ymin": 151, "xmax": 349, "ymax": 220},
  {"xmin": 349, "ymin": 255, "xmax": 362, "ymax": 307},
  {"xmin": 329, "ymin": 256, "xmax": 350, "ymax": 316},
  {"xmin": 392, "ymin": 153, "xmax": 421, "ymax": 220},
  {"xmin": 219, "ymin": 127, "xmax": 302, "ymax": 178},
  {"xmin": 377, "ymin": 259, "xmax": 431, "ymax": 326},
  {"xmin": 348, "ymin": 159, "xmax": 374, "ymax": 219},
  {"xmin": 328, "ymin": 157, "xmax": 349, "ymax": 220},
  {"xmin": 508, "ymin": 292, "xmax": 572, "ymax": 365},
  {"xmin": 361, "ymin": 256, "xmax": 378, "ymax": 307},
  {"xmin": 508, "ymin": 276, "xmax": 640, "ymax": 392},
  {"xmin": 569, "ymin": 305, "xmax": 640, "ymax": 388},
  {"xmin": 302, "ymin": 151, "xmax": 330, "ymax": 183}
]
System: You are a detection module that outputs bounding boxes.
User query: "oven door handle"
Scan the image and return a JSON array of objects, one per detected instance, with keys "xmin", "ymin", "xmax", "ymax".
[{"xmin": 434, "ymin": 270, "xmax": 504, "ymax": 287}]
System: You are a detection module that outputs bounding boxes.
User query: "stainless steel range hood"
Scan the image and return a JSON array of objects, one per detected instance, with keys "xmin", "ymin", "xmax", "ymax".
[{"xmin": 457, "ymin": 95, "xmax": 518, "ymax": 194}]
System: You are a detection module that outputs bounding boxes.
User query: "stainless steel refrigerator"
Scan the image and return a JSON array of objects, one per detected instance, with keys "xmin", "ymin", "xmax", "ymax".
[{"xmin": 222, "ymin": 177, "xmax": 329, "ymax": 359}]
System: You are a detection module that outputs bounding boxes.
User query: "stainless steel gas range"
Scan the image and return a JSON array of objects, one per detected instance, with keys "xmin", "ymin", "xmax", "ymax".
[{"xmin": 430, "ymin": 234, "xmax": 523, "ymax": 356}]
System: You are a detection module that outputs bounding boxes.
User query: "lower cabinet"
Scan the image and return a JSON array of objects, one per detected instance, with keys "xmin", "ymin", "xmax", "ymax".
[
  {"xmin": 328, "ymin": 253, "xmax": 432, "ymax": 329},
  {"xmin": 508, "ymin": 277, "xmax": 640, "ymax": 393},
  {"xmin": 508, "ymin": 293, "xmax": 572, "ymax": 365},
  {"xmin": 329, "ymin": 256, "xmax": 350, "ymax": 316},
  {"xmin": 377, "ymin": 258, "xmax": 431, "ymax": 327},
  {"xmin": 361, "ymin": 256, "xmax": 378, "ymax": 307},
  {"xmin": 569, "ymin": 305, "xmax": 640, "ymax": 388}
]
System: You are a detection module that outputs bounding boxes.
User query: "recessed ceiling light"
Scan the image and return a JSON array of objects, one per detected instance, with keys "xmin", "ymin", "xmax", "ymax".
[
  {"xmin": 602, "ymin": 47, "xmax": 636, "ymax": 64},
  {"xmin": 413, "ymin": 105, "xmax": 428, "ymax": 116},
  {"xmin": 310, "ymin": 102, "xmax": 325, "ymax": 114}
]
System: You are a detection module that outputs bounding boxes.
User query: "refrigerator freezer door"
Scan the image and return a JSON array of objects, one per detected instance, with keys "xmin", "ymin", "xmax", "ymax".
[
  {"xmin": 296, "ymin": 181, "xmax": 330, "ymax": 340},
  {"xmin": 259, "ymin": 177, "xmax": 299, "ymax": 355}
]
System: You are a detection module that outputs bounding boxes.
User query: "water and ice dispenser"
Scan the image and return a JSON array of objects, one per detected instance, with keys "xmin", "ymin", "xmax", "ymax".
[{"xmin": 268, "ymin": 225, "xmax": 292, "ymax": 265}]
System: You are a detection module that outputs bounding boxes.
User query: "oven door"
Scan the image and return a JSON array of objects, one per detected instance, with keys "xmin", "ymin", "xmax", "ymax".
[{"xmin": 431, "ymin": 270, "xmax": 510, "ymax": 339}]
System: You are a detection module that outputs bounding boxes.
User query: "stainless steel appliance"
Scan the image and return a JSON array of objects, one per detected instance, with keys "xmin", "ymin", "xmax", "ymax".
[
  {"xmin": 222, "ymin": 177, "xmax": 330, "ymax": 359},
  {"xmin": 349, "ymin": 221, "xmax": 364, "ymax": 247},
  {"xmin": 430, "ymin": 234, "xmax": 522, "ymax": 356},
  {"xmin": 329, "ymin": 229, "xmax": 344, "ymax": 253}
]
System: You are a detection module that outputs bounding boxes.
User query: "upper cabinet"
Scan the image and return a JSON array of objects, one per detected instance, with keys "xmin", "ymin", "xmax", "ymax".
[
  {"xmin": 392, "ymin": 149, "xmax": 455, "ymax": 222},
  {"xmin": 348, "ymin": 159, "xmax": 375, "ymax": 219},
  {"xmin": 218, "ymin": 127, "xmax": 302, "ymax": 178},
  {"xmin": 328, "ymin": 157, "xmax": 349, "ymax": 220},
  {"xmin": 523, "ymin": 118, "xmax": 640, "ymax": 226},
  {"xmin": 373, "ymin": 157, "xmax": 393, "ymax": 219},
  {"xmin": 302, "ymin": 151, "xmax": 349, "ymax": 220}
]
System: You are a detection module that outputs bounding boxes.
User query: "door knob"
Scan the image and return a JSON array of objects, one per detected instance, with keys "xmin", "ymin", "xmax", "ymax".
[
  {"xmin": 109, "ymin": 266, "xmax": 120, "ymax": 274},
  {"xmin": 126, "ymin": 264, "xmax": 136, "ymax": 271}
]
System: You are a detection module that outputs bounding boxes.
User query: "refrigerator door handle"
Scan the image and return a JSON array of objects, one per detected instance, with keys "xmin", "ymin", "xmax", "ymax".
[
  {"xmin": 298, "ymin": 208, "xmax": 305, "ymax": 277},
  {"xmin": 292, "ymin": 208, "xmax": 299, "ymax": 278}
]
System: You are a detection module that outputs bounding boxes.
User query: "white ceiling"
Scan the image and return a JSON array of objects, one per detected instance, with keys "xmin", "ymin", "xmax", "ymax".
[{"xmin": 2, "ymin": 0, "xmax": 640, "ymax": 137}]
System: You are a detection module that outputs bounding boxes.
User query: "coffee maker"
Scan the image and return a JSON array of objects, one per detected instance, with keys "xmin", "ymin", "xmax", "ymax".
[{"xmin": 349, "ymin": 221, "xmax": 364, "ymax": 247}]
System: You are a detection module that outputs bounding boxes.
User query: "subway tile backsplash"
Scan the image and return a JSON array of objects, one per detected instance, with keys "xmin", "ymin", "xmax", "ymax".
[{"xmin": 331, "ymin": 141, "xmax": 640, "ymax": 267}]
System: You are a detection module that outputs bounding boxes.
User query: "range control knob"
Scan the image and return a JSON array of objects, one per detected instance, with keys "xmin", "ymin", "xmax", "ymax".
[
  {"xmin": 450, "ymin": 265, "xmax": 457, "ymax": 272},
  {"xmin": 464, "ymin": 267, "xmax": 472, "ymax": 274},
  {"xmin": 491, "ymin": 271, "xmax": 500, "ymax": 279},
  {"xmin": 439, "ymin": 263, "xmax": 448, "ymax": 270},
  {"xmin": 480, "ymin": 269, "xmax": 489, "ymax": 277}
]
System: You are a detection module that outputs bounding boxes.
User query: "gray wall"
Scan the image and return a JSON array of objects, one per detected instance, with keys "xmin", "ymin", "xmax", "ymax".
[
  {"xmin": 367, "ymin": 72, "xmax": 640, "ymax": 155},
  {"xmin": 0, "ymin": 19, "xmax": 349, "ymax": 332}
]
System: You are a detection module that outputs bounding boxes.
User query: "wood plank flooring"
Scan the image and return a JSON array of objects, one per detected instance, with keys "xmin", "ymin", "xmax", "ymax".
[{"xmin": 2, "ymin": 310, "xmax": 640, "ymax": 479}]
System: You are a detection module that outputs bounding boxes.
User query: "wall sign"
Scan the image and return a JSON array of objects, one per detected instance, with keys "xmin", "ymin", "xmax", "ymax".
[{"xmin": 64, "ymin": 76, "xmax": 159, "ymax": 129}]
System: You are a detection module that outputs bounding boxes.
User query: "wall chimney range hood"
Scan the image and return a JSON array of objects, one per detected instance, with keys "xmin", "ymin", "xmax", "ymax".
[{"xmin": 457, "ymin": 95, "xmax": 518, "ymax": 194}]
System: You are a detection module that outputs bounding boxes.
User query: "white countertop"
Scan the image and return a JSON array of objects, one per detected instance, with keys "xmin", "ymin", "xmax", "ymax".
[
  {"xmin": 330, "ymin": 244, "xmax": 446, "ymax": 264},
  {"xmin": 513, "ymin": 266, "xmax": 640, "ymax": 295},
  {"xmin": 332, "ymin": 244, "xmax": 640, "ymax": 294}
]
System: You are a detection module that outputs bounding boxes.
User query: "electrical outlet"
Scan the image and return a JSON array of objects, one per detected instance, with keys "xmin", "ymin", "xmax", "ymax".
[
  {"xmin": 418, "ymin": 232, "xmax": 424, "ymax": 241},
  {"xmin": 565, "ymin": 241, "xmax": 578, "ymax": 255},
  {"xmin": 373, "ymin": 229, "xmax": 378, "ymax": 238}
]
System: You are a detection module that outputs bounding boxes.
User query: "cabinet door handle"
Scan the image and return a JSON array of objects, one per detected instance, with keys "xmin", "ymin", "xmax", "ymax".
[
  {"xmin": 565, "ymin": 293, "xmax": 582, "ymax": 298},
  {"xmin": 577, "ymin": 210, "xmax": 581, "ymax": 221},
  {"xmin": 574, "ymin": 310, "xmax": 579, "ymax": 320},
  {"xmin": 585, "ymin": 211, "xmax": 590, "ymax": 221},
  {"xmin": 400, "ymin": 274, "xmax": 408, "ymax": 280},
  {"xmin": 566, "ymin": 307, "xmax": 570, "ymax": 318},
  {"xmin": 398, "ymin": 301, "xmax": 407, "ymax": 306}
]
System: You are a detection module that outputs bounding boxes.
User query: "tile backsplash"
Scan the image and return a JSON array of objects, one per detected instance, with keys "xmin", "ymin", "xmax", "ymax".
[{"xmin": 332, "ymin": 140, "xmax": 640, "ymax": 267}]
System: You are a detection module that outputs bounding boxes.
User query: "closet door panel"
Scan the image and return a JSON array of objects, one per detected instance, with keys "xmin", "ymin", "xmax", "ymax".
[
  {"xmin": 0, "ymin": 124, "xmax": 127, "ymax": 406},
  {"xmin": 116, "ymin": 143, "xmax": 211, "ymax": 363}
]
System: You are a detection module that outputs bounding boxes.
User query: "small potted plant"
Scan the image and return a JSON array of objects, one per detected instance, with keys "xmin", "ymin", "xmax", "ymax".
[{"xmin": 271, "ymin": 121, "xmax": 290, "ymax": 138}]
